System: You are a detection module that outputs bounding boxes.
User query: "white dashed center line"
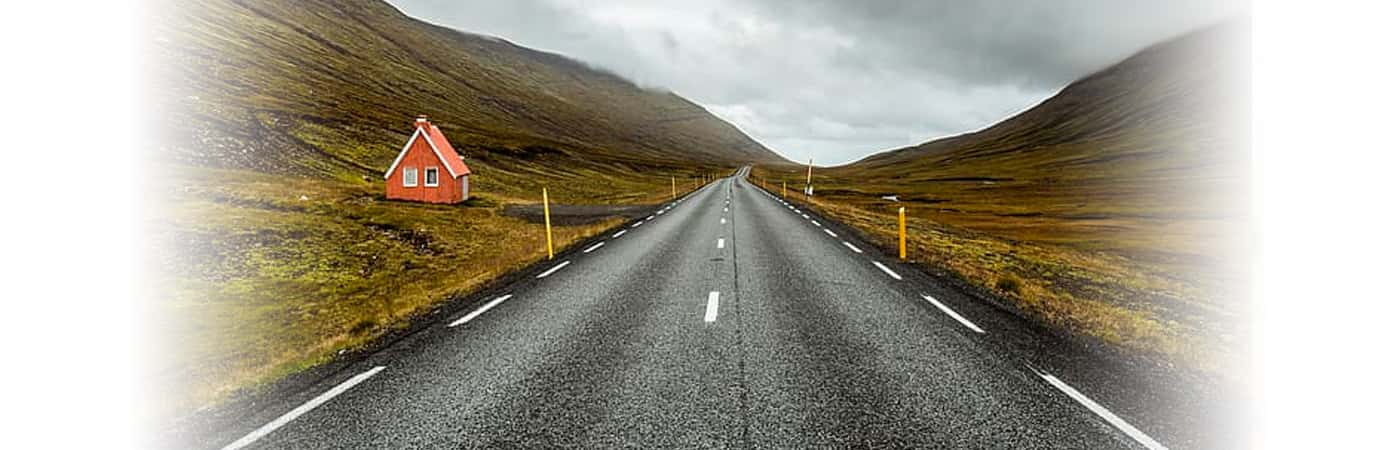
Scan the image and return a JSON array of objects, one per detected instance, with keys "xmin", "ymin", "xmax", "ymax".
[
  {"xmin": 583, "ymin": 242, "xmax": 605, "ymax": 253},
  {"xmin": 810, "ymin": 220, "xmax": 821, "ymax": 226},
  {"xmin": 843, "ymin": 241, "xmax": 863, "ymax": 253},
  {"xmin": 449, "ymin": 294, "xmax": 513, "ymax": 328},
  {"xmin": 536, "ymin": 260, "xmax": 571, "ymax": 278},
  {"xmin": 631, "ymin": 222, "xmax": 643, "ymax": 228},
  {"xmin": 721, "ymin": 218, "xmax": 726, "ymax": 224},
  {"xmin": 219, "ymin": 366, "xmax": 386, "ymax": 450},
  {"xmin": 823, "ymin": 229, "xmax": 837, "ymax": 237},
  {"xmin": 872, "ymin": 261, "xmax": 902, "ymax": 280},
  {"xmin": 646, "ymin": 215, "xmax": 656, "ymax": 221},
  {"xmin": 921, "ymin": 294, "xmax": 985, "ymax": 333},
  {"xmin": 705, "ymin": 291, "xmax": 720, "ymax": 322},
  {"xmin": 612, "ymin": 230, "xmax": 627, "ymax": 238},
  {"xmin": 717, "ymin": 238, "xmax": 725, "ymax": 249}
]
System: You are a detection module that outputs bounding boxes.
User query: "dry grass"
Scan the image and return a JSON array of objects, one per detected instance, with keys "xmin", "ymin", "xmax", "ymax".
[
  {"xmin": 751, "ymin": 165, "xmax": 1245, "ymax": 381},
  {"xmin": 142, "ymin": 164, "xmax": 699, "ymax": 421}
]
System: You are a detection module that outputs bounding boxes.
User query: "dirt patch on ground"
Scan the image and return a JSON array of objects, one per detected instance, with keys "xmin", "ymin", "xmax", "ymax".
[{"xmin": 502, "ymin": 203, "xmax": 659, "ymax": 226}]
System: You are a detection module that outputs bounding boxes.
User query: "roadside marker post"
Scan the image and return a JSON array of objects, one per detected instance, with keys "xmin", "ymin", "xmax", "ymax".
[
  {"xmin": 783, "ymin": 181, "xmax": 787, "ymax": 199},
  {"xmin": 671, "ymin": 176, "xmax": 676, "ymax": 200},
  {"xmin": 806, "ymin": 158, "xmax": 813, "ymax": 197},
  {"xmin": 898, "ymin": 206, "xmax": 907, "ymax": 260},
  {"xmin": 543, "ymin": 187, "xmax": 554, "ymax": 260}
]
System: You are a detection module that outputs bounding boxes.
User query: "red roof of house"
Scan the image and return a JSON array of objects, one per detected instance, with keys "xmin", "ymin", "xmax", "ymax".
[
  {"xmin": 384, "ymin": 117, "xmax": 472, "ymax": 179},
  {"xmin": 425, "ymin": 123, "xmax": 471, "ymax": 177}
]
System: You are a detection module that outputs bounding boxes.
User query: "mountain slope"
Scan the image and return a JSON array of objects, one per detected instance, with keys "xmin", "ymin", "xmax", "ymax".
[
  {"xmin": 846, "ymin": 20, "xmax": 1248, "ymax": 230},
  {"xmin": 755, "ymin": 21, "xmax": 1249, "ymax": 380},
  {"xmin": 143, "ymin": 0, "xmax": 781, "ymax": 421},
  {"xmin": 152, "ymin": 0, "xmax": 784, "ymax": 185}
]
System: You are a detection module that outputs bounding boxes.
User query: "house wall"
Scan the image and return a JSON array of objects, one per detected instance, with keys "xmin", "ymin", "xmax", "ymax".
[{"xmin": 386, "ymin": 133, "xmax": 464, "ymax": 204}]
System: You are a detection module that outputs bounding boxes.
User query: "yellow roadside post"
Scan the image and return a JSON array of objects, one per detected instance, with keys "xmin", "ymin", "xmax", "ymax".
[
  {"xmin": 671, "ymin": 176, "xmax": 676, "ymax": 200},
  {"xmin": 782, "ymin": 181, "xmax": 787, "ymax": 199},
  {"xmin": 898, "ymin": 206, "xmax": 907, "ymax": 260},
  {"xmin": 543, "ymin": 187, "xmax": 554, "ymax": 260},
  {"xmin": 806, "ymin": 158, "xmax": 813, "ymax": 197}
]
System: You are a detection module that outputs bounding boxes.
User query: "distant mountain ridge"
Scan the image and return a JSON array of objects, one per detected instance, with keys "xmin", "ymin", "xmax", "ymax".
[
  {"xmin": 151, "ymin": 0, "xmax": 785, "ymax": 180},
  {"xmin": 845, "ymin": 20, "xmax": 1249, "ymax": 191}
]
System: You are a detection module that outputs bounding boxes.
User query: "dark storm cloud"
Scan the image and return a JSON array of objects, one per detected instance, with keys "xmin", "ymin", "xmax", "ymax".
[{"xmin": 388, "ymin": 0, "xmax": 1245, "ymax": 165}]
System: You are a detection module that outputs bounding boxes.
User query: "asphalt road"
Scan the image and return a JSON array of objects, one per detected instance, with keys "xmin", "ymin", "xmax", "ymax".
[{"xmin": 196, "ymin": 167, "xmax": 1183, "ymax": 449}]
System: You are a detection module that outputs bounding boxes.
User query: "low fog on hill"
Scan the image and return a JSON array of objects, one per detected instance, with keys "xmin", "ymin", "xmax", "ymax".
[{"xmin": 389, "ymin": 0, "xmax": 1245, "ymax": 164}]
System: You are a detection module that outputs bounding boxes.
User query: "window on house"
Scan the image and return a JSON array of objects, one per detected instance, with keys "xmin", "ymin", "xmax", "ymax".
[
  {"xmin": 424, "ymin": 167, "xmax": 439, "ymax": 186},
  {"xmin": 403, "ymin": 167, "xmax": 417, "ymax": 187}
]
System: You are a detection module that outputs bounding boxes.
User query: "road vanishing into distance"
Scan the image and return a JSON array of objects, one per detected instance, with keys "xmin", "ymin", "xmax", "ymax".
[{"xmin": 203, "ymin": 167, "xmax": 1175, "ymax": 449}]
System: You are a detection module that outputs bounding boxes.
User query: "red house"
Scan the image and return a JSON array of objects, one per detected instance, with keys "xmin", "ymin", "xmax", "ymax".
[{"xmin": 384, "ymin": 116, "xmax": 472, "ymax": 203}]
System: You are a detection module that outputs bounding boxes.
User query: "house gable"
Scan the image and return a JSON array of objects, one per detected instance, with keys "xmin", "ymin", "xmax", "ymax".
[{"xmin": 383, "ymin": 121, "xmax": 470, "ymax": 179}]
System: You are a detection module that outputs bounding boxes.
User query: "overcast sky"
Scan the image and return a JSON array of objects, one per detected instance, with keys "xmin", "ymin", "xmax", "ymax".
[{"xmin": 387, "ymin": 0, "xmax": 1245, "ymax": 165}]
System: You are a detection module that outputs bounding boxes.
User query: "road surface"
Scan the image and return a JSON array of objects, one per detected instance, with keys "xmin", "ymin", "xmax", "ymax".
[{"xmin": 195, "ymin": 167, "xmax": 1177, "ymax": 449}]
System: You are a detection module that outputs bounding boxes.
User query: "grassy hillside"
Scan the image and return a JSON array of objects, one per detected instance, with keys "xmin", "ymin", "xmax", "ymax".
[
  {"xmin": 151, "ymin": 0, "xmax": 782, "ymax": 177},
  {"xmin": 143, "ymin": 0, "xmax": 781, "ymax": 420},
  {"xmin": 753, "ymin": 22, "xmax": 1249, "ymax": 380}
]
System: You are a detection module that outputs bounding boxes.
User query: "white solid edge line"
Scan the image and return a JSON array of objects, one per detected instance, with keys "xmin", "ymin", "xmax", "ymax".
[
  {"xmin": 583, "ymin": 242, "xmax": 605, "ymax": 253},
  {"xmin": 536, "ymin": 260, "xmax": 571, "ymax": 278},
  {"xmin": 921, "ymin": 294, "xmax": 985, "ymax": 333},
  {"xmin": 449, "ymin": 294, "xmax": 514, "ymax": 327},
  {"xmin": 1039, "ymin": 372, "xmax": 1168, "ymax": 450},
  {"xmin": 219, "ymin": 366, "xmax": 386, "ymax": 450},
  {"xmin": 872, "ymin": 261, "xmax": 902, "ymax": 280},
  {"xmin": 612, "ymin": 230, "xmax": 627, "ymax": 238},
  {"xmin": 823, "ymin": 229, "xmax": 837, "ymax": 237},
  {"xmin": 705, "ymin": 291, "xmax": 719, "ymax": 322},
  {"xmin": 843, "ymin": 241, "xmax": 863, "ymax": 253},
  {"xmin": 717, "ymin": 238, "xmax": 725, "ymax": 249}
]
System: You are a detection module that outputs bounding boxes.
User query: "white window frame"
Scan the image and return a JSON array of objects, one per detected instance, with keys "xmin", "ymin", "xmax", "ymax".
[
  {"xmin": 403, "ymin": 167, "xmax": 418, "ymax": 187},
  {"xmin": 424, "ymin": 167, "xmax": 439, "ymax": 187}
]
